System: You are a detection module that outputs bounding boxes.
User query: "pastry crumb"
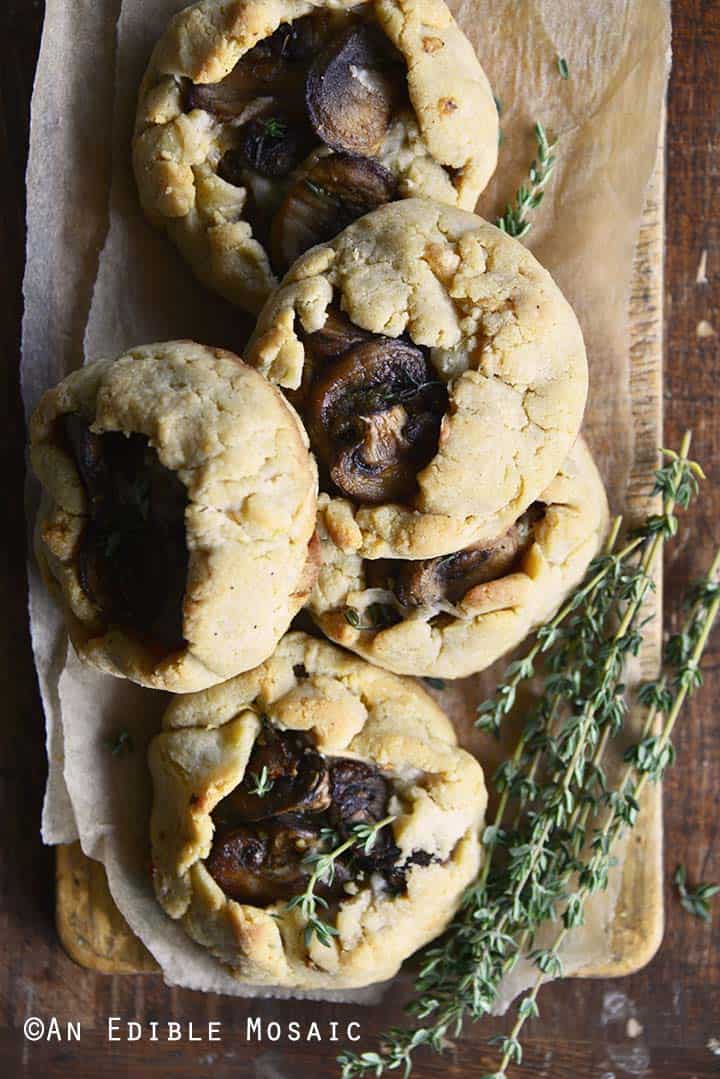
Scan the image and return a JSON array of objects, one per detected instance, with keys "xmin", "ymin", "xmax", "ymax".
[{"xmin": 696, "ymin": 319, "xmax": 715, "ymax": 338}]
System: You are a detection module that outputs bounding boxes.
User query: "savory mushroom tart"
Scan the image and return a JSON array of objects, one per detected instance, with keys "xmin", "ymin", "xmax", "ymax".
[
  {"xmin": 247, "ymin": 199, "xmax": 590, "ymax": 560},
  {"xmin": 308, "ymin": 438, "xmax": 609, "ymax": 678},
  {"xmin": 149, "ymin": 632, "xmax": 486, "ymax": 989},
  {"xmin": 30, "ymin": 342, "xmax": 318, "ymax": 692},
  {"xmin": 133, "ymin": 0, "xmax": 499, "ymax": 312}
]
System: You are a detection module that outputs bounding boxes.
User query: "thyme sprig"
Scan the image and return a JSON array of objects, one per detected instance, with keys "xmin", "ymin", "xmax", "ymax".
[
  {"xmin": 490, "ymin": 541, "xmax": 720, "ymax": 1077},
  {"xmin": 496, "ymin": 122, "xmax": 557, "ymax": 239},
  {"xmin": 338, "ymin": 435, "xmax": 719, "ymax": 1079},
  {"xmin": 286, "ymin": 816, "xmax": 395, "ymax": 948},
  {"xmin": 674, "ymin": 865, "xmax": 720, "ymax": 922}
]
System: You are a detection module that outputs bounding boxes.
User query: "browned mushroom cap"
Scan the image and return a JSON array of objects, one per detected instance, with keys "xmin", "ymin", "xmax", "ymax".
[
  {"xmin": 328, "ymin": 759, "xmax": 390, "ymax": 830},
  {"xmin": 393, "ymin": 505, "xmax": 546, "ymax": 608},
  {"xmin": 269, "ymin": 152, "xmax": 397, "ymax": 273},
  {"xmin": 62, "ymin": 413, "xmax": 105, "ymax": 496},
  {"xmin": 205, "ymin": 818, "xmax": 331, "ymax": 905},
  {"xmin": 305, "ymin": 337, "xmax": 448, "ymax": 504},
  {"xmin": 183, "ymin": 14, "xmax": 330, "ymax": 120},
  {"xmin": 302, "ymin": 305, "xmax": 374, "ymax": 365},
  {"xmin": 306, "ymin": 23, "xmax": 402, "ymax": 156},
  {"xmin": 62, "ymin": 414, "xmax": 189, "ymax": 651},
  {"xmin": 218, "ymin": 114, "xmax": 313, "ymax": 181},
  {"xmin": 215, "ymin": 725, "xmax": 331, "ymax": 823}
]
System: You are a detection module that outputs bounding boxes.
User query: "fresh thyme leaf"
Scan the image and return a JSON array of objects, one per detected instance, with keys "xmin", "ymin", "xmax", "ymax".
[
  {"xmin": 343, "ymin": 604, "xmax": 398, "ymax": 631},
  {"xmin": 305, "ymin": 179, "xmax": 327, "ymax": 199},
  {"xmin": 556, "ymin": 55, "xmax": 569, "ymax": 79},
  {"xmin": 496, "ymin": 121, "xmax": 557, "ymax": 239},
  {"xmin": 246, "ymin": 765, "xmax": 274, "ymax": 798},
  {"xmin": 288, "ymin": 816, "xmax": 395, "ymax": 948},
  {"xmin": 107, "ymin": 729, "xmax": 133, "ymax": 756},
  {"xmin": 674, "ymin": 864, "xmax": 720, "ymax": 922},
  {"xmin": 337, "ymin": 433, "xmax": 720, "ymax": 1079},
  {"xmin": 423, "ymin": 677, "xmax": 446, "ymax": 691},
  {"xmin": 264, "ymin": 117, "xmax": 287, "ymax": 139}
]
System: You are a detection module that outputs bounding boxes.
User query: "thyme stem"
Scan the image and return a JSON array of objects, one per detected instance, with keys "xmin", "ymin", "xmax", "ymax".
[{"xmin": 338, "ymin": 435, "xmax": 716, "ymax": 1079}]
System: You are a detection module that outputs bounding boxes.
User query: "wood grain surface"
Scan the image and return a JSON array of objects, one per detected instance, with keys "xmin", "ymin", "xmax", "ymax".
[{"xmin": 2, "ymin": 2, "xmax": 719, "ymax": 1077}]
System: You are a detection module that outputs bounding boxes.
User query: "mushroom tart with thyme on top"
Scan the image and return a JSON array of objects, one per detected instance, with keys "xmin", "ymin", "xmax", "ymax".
[
  {"xmin": 30, "ymin": 342, "xmax": 318, "ymax": 692},
  {"xmin": 308, "ymin": 438, "xmax": 609, "ymax": 679},
  {"xmin": 149, "ymin": 633, "xmax": 486, "ymax": 989},
  {"xmin": 133, "ymin": 0, "xmax": 499, "ymax": 312},
  {"xmin": 248, "ymin": 199, "xmax": 589, "ymax": 561}
]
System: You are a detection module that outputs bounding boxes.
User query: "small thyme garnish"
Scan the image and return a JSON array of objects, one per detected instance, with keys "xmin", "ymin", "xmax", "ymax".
[
  {"xmin": 286, "ymin": 816, "xmax": 395, "ymax": 948},
  {"xmin": 344, "ymin": 603, "xmax": 398, "ymax": 631},
  {"xmin": 338, "ymin": 434, "xmax": 720, "ymax": 1079},
  {"xmin": 556, "ymin": 55, "xmax": 569, "ymax": 79},
  {"xmin": 674, "ymin": 865, "xmax": 720, "ymax": 922},
  {"xmin": 264, "ymin": 117, "xmax": 287, "ymax": 139},
  {"xmin": 423, "ymin": 678, "xmax": 446, "ymax": 691},
  {"xmin": 107, "ymin": 729, "xmax": 134, "ymax": 756},
  {"xmin": 246, "ymin": 765, "xmax": 274, "ymax": 798},
  {"xmin": 496, "ymin": 121, "xmax": 557, "ymax": 239}
]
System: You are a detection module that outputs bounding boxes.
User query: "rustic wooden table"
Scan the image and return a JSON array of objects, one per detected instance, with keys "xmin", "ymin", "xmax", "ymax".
[{"xmin": 2, "ymin": 2, "xmax": 718, "ymax": 1076}]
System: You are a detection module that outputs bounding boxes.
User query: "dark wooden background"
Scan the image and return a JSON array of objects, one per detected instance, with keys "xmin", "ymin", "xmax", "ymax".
[{"xmin": 2, "ymin": 1, "xmax": 719, "ymax": 1076}]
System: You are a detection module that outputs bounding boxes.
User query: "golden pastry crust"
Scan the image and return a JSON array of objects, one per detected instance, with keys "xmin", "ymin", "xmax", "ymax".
[
  {"xmin": 247, "ymin": 198, "xmax": 589, "ymax": 559},
  {"xmin": 308, "ymin": 437, "xmax": 609, "ymax": 678},
  {"xmin": 30, "ymin": 342, "xmax": 318, "ymax": 692},
  {"xmin": 132, "ymin": 0, "xmax": 498, "ymax": 313},
  {"xmin": 149, "ymin": 632, "xmax": 486, "ymax": 989}
]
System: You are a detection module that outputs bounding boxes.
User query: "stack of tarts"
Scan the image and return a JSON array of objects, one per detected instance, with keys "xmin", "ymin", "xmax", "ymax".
[{"xmin": 29, "ymin": 0, "xmax": 608, "ymax": 992}]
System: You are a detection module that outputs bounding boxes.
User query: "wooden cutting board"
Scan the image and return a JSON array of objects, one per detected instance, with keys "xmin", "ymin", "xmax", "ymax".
[{"xmin": 55, "ymin": 131, "xmax": 665, "ymax": 982}]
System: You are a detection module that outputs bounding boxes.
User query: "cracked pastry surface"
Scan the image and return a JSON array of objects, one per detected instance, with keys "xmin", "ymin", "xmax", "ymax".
[
  {"xmin": 149, "ymin": 632, "xmax": 486, "ymax": 989},
  {"xmin": 133, "ymin": 0, "xmax": 498, "ymax": 313},
  {"xmin": 308, "ymin": 437, "xmax": 609, "ymax": 678},
  {"xmin": 30, "ymin": 342, "xmax": 318, "ymax": 692},
  {"xmin": 247, "ymin": 198, "xmax": 589, "ymax": 559}
]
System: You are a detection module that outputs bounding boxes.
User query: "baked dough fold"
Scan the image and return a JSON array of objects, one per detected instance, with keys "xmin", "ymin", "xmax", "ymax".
[
  {"xmin": 248, "ymin": 198, "xmax": 589, "ymax": 559},
  {"xmin": 30, "ymin": 341, "xmax": 318, "ymax": 692},
  {"xmin": 149, "ymin": 632, "xmax": 487, "ymax": 988},
  {"xmin": 133, "ymin": 0, "xmax": 499, "ymax": 312},
  {"xmin": 308, "ymin": 437, "xmax": 609, "ymax": 678}
]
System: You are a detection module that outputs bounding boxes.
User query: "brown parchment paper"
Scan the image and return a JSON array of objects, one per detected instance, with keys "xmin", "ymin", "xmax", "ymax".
[{"xmin": 22, "ymin": 0, "xmax": 670, "ymax": 1002}]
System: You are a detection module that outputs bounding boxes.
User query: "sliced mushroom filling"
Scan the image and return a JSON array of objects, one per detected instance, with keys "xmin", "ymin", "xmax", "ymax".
[
  {"xmin": 206, "ymin": 722, "xmax": 430, "ymax": 906},
  {"xmin": 305, "ymin": 23, "xmax": 404, "ymax": 157},
  {"xmin": 62, "ymin": 413, "xmax": 189, "ymax": 650},
  {"xmin": 365, "ymin": 504, "xmax": 546, "ymax": 611},
  {"xmin": 180, "ymin": 12, "xmax": 408, "ymax": 269},
  {"xmin": 299, "ymin": 309, "xmax": 448, "ymax": 504},
  {"xmin": 270, "ymin": 152, "xmax": 397, "ymax": 272}
]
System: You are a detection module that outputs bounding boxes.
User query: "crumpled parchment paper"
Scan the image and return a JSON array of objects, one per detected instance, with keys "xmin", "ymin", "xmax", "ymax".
[{"xmin": 22, "ymin": 0, "xmax": 671, "ymax": 1003}]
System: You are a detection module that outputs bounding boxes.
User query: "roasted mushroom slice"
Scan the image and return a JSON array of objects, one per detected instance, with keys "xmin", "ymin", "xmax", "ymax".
[
  {"xmin": 183, "ymin": 19, "xmax": 317, "ymax": 121},
  {"xmin": 270, "ymin": 153, "xmax": 397, "ymax": 272},
  {"xmin": 205, "ymin": 818, "xmax": 332, "ymax": 905},
  {"xmin": 215, "ymin": 725, "xmax": 331, "ymax": 823},
  {"xmin": 305, "ymin": 338, "xmax": 448, "ymax": 504},
  {"xmin": 232, "ymin": 113, "xmax": 311, "ymax": 179},
  {"xmin": 62, "ymin": 413, "xmax": 106, "ymax": 497},
  {"xmin": 63, "ymin": 414, "xmax": 189, "ymax": 650},
  {"xmin": 302, "ymin": 305, "xmax": 375, "ymax": 366},
  {"xmin": 393, "ymin": 504, "xmax": 545, "ymax": 608},
  {"xmin": 265, "ymin": 13, "xmax": 332, "ymax": 63},
  {"xmin": 328, "ymin": 758, "xmax": 390, "ymax": 830},
  {"xmin": 306, "ymin": 24, "xmax": 401, "ymax": 156}
]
